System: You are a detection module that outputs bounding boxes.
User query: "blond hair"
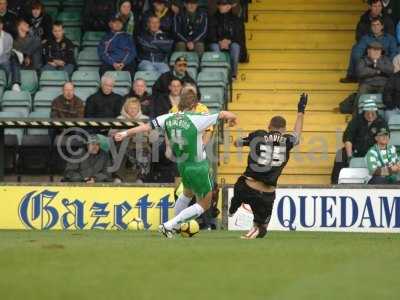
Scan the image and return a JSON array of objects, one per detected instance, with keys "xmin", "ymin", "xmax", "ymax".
[
  {"xmin": 122, "ymin": 97, "xmax": 141, "ymax": 115},
  {"xmin": 178, "ymin": 90, "xmax": 197, "ymax": 112}
]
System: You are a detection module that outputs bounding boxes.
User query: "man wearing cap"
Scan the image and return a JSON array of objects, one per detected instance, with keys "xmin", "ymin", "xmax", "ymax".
[
  {"xmin": 152, "ymin": 55, "xmax": 197, "ymax": 96},
  {"xmin": 63, "ymin": 135, "xmax": 112, "ymax": 183},
  {"xmin": 173, "ymin": 0, "xmax": 207, "ymax": 56},
  {"xmin": 356, "ymin": 40, "xmax": 393, "ymax": 94},
  {"xmin": 331, "ymin": 98, "xmax": 389, "ymax": 183},
  {"xmin": 366, "ymin": 127, "xmax": 400, "ymax": 184},
  {"xmin": 98, "ymin": 16, "xmax": 137, "ymax": 77},
  {"xmin": 341, "ymin": 17, "xmax": 397, "ymax": 83}
]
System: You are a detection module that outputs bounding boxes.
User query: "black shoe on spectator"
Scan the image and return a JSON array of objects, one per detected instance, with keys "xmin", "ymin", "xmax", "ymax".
[{"xmin": 340, "ymin": 76, "xmax": 357, "ymax": 83}]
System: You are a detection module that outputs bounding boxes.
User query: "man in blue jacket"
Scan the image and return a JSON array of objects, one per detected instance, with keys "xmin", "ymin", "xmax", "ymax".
[
  {"xmin": 341, "ymin": 17, "xmax": 397, "ymax": 83},
  {"xmin": 174, "ymin": 0, "xmax": 207, "ymax": 56},
  {"xmin": 98, "ymin": 16, "xmax": 137, "ymax": 77},
  {"xmin": 137, "ymin": 15, "xmax": 174, "ymax": 75}
]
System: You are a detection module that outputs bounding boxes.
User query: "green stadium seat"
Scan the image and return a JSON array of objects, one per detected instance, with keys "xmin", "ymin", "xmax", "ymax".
[
  {"xmin": 104, "ymin": 71, "xmax": 132, "ymax": 88},
  {"xmin": 33, "ymin": 107, "xmax": 52, "ymax": 114},
  {"xmin": 1, "ymin": 106, "xmax": 31, "ymax": 119},
  {"xmin": 201, "ymin": 67, "xmax": 229, "ymax": 82},
  {"xmin": 113, "ymin": 87, "xmax": 130, "ymax": 96},
  {"xmin": 349, "ymin": 157, "xmax": 367, "ymax": 168},
  {"xmin": 338, "ymin": 168, "xmax": 370, "ymax": 184},
  {"xmin": 187, "ymin": 68, "xmax": 198, "ymax": 80},
  {"xmin": 63, "ymin": 0, "xmax": 85, "ymax": 9},
  {"xmin": 82, "ymin": 31, "xmax": 106, "ymax": 47},
  {"xmin": 46, "ymin": 7, "xmax": 58, "ymax": 20},
  {"xmin": 134, "ymin": 70, "xmax": 160, "ymax": 87},
  {"xmin": 77, "ymin": 48, "xmax": 101, "ymax": 68},
  {"xmin": 200, "ymin": 90, "xmax": 224, "ymax": 105},
  {"xmin": 42, "ymin": 0, "xmax": 61, "ymax": 8},
  {"xmin": 1, "ymin": 91, "xmax": 32, "ymax": 107},
  {"xmin": 40, "ymin": 71, "xmax": 69, "ymax": 88},
  {"xmin": 21, "ymin": 70, "xmax": 39, "ymax": 94},
  {"xmin": 75, "ymin": 87, "xmax": 97, "ymax": 102},
  {"xmin": 201, "ymin": 51, "xmax": 231, "ymax": 70},
  {"xmin": 56, "ymin": 10, "xmax": 82, "ymax": 27},
  {"xmin": 169, "ymin": 51, "xmax": 199, "ymax": 68},
  {"xmin": 390, "ymin": 131, "xmax": 400, "ymax": 147},
  {"xmin": 78, "ymin": 66, "xmax": 100, "ymax": 72},
  {"xmin": 388, "ymin": 114, "xmax": 400, "ymax": 130},
  {"xmin": 34, "ymin": 90, "xmax": 61, "ymax": 108},
  {"xmin": 197, "ymin": 71, "xmax": 228, "ymax": 86},
  {"xmin": 72, "ymin": 70, "xmax": 100, "ymax": 88},
  {"xmin": 64, "ymin": 27, "xmax": 82, "ymax": 47}
]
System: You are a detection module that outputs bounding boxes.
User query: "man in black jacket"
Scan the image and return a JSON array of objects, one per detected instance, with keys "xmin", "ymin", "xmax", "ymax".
[
  {"xmin": 85, "ymin": 74, "xmax": 124, "ymax": 119},
  {"xmin": 355, "ymin": 0, "xmax": 394, "ymax": 42},
  {"xmin": 174, "ymin": 0, "xmax": 207, "ymax": 56},
  {"xmin": 208, "ymin": 0, "xmax": 245, "ymax": 79},
  {"xmin": 356, "ymin": 41, "xmax": 394, "ymax": 94},
  {"xmin": 383, "ymin": 70, "xmax": 400, "ymax": 121},
  {"xmin": 124, "ymin": 78, "xmax": 154, "ymax": 118},
  {"xmin": 152, "ymin": 55, "xmax": 197, "ymax": 96},
  {"xmin": 42, "ymin": 22, "xmax": 76, "ymax": 76}
]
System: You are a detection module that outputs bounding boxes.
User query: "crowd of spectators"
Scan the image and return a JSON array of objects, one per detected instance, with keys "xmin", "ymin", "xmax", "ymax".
[
  {"xmin": 0, "ymin": 0, "xmax": 248, "ymax": 186},
  {"xmin": 335, "ymin": 0, "xmax": 400, "ymax": 184}
]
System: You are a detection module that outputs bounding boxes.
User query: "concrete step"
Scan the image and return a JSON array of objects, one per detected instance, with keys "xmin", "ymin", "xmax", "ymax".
[
  {"xmin": 246, "ymin": 11, "xmax": 359, "ymax": 30},
  {"xmin": 241, "ymin": 50, "xmax": 350, "ymax": 71},
  {"xmin": 246, "ymin": 30, "xmax": 354, "ymax": 50},
  {"xmin": 249, "ymin": 0, "xmax": 366, "ymax": 12},
  {"xmin": 226, "ymin": 111, "xmax": 347, "ymax": 132},
  {"xmin": 236, "ymin": 70, "xmax": 345, "ymax": 83},
  {"xmin": 230, "ymin": 91, "xmax": 349, "ymax": 111}
]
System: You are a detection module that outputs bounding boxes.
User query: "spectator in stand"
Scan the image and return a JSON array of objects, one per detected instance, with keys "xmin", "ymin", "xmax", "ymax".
[
  {"xmin": 25, "ymin": 0, "xmax": 52, "ymax": 43},
  {"xmin": 42, "ymin": 22, "xmax": 76, "ymax": 76},
  {"xmin": 137, "ymin": 15, "xmax": 173, "ymax": 74},
  {"xmin": 142, "ymin": 0, "xmax": 174, "ymax": 38},
  {"xmin": 356, "ymin": 41, "xmax": 393, "ymax": 94},
  {"xmin": 83, "ymin": 0, "xmax": 116, "ymax": 32},
  {"xmin": 341, "ymin": 17, "xmax": 397, "ymax": 83},
  {"xmin": 50, "ymin": 82, "xmax": 84, "ymax": 141},
  {"xmin": 8, "ymin": 0, "xmax": 27, "ymax": 17},
  {"xmin": 208, "ymin": 0, "xmax": 245, "ymax": 79},
  {"xmin": 115, "ymin": 0, "xmax": 137, "ymax": 36},
  {"xmin": 331, "ymin": 98, "xmax": 389, "ymax": 184},
  {"xmin": 154, "ymin": 78, "xmax": 182, "ymax": 116},
  {"xmin": 12, "ymin": 19, "xmax": 42, "ymax": 91},
  {"xmin": 0, "ymin": 0, "xmax": 17, "ymax": 36},
  {"xmin": 366, "ymin": 127, "xmax": 400, "ymax": 184},
  {"xmin": 98, "ymin": 16, "xmax": 137, "ymax": 77},
  {"xmin": 382, "ymin": 0, "xmax": 400, "ymax": 25},
  {"xmin": 355, "ymin": 0, "xmax": 394, "ymax": 42},
  {"xmin": 63, "ymin": 135, "xmax": 112, "ymax": 183},
  {"xmin": 383, "ymin": 68, "xmax": 400, "ymax": 121},
  {"xmin": 85, "ymin": 74, "xmax": 124, "ymax": 119},
  {"xmin": 152, "ymin": 56, "xmax": 197, "ymax": 96},
  {"xmin": 0, "ymin": 16, "xmax": 20, "ymax": 91},
  {"xmin": 109, "ymin": 98, "xmax": 151, "ymax": 183},
  {"xmin": 51, "ymin": 82, "xmax": 84, "ymax": 118},
  {"xmin": 173, "ymin": 0, "xmax": 207, "ymax": 56},
  {"xmin": 124, "ymin": 78, "xmax": 154, "ymax": 118}
]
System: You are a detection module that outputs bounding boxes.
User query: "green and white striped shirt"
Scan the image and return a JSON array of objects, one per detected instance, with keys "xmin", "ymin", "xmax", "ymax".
[{"xmin": 366, "ymin": 144, "xmax": 399, "ymax": 180}]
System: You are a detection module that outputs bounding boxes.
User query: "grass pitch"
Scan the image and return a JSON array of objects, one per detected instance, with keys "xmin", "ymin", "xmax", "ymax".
[{"xmin": 0, "ymin": 230, "xmax": 399, "ymax": 300}]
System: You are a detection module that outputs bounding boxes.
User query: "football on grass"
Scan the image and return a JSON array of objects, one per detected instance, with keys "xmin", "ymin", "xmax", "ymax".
[{"xmin": 180, "ymin": 220, "xmax": 200, "ymax": 237}]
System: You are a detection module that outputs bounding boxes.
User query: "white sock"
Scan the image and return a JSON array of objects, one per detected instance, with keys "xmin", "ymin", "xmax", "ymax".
[
  {"xmin": 174, "ymin": 194, "xmax": 192, "ymax": 216},
  {"xmin": 164, "ymin": 203, "xmax": 204, "ymax": 230}
]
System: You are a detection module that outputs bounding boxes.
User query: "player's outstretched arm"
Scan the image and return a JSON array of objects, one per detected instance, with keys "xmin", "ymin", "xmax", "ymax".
[
  {"xmin": 219, "ymin": 111, "xmax": 238, "ymax": 127},
  {"xmin": 114, "ymin": 123, "xmax": 152, "ymax": 142},
  {"xmin": 293, "ymin": 93, "xmax": 308, "ymax": 139}
]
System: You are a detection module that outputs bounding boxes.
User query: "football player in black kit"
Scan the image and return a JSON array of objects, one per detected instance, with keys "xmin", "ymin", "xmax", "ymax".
[{"xmin": 229, "ymin": 93, "xmax": 308, "ymax": 239}]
